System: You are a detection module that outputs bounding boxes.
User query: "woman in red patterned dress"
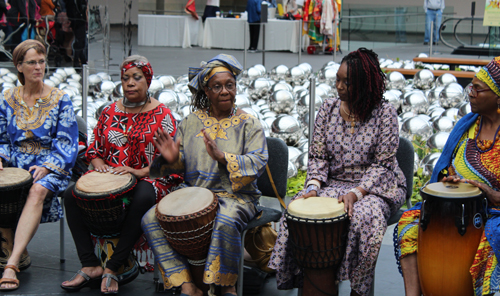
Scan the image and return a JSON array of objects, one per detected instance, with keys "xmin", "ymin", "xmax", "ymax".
[{"xmin": 60, "ymin": 55, "xmax": 181, "ymax": 294}]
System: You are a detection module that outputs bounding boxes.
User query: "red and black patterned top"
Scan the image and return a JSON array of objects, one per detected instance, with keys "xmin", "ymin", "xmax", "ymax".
[{"xmin": 86, "ymin": 102, "xmax": 181, "ymax": 200}]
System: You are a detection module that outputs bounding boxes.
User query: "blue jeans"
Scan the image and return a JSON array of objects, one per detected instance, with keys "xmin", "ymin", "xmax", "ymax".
[{"xmin": 424, "ymin": 9, "xmax": 442, "ymax": 43}]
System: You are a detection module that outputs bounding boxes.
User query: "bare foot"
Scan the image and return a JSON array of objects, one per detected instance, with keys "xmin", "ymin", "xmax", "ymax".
[
  {"xmin": 0, "ymin": 267, "xmax": 18, "ymax": 289},
  {"xmin": 101, "ymin": 268, "xmax": 119, "ymax": 294},
  {"xmin": 61, "ymin": 266, "xmax": 103, "ymax": 288},
  {"xmin": 180, "ymin": 282, "xmax": 203, "ymax": 296},
  {"xmin": 221, "ymin": 285, "xmax": 237, "ymax": 296}
]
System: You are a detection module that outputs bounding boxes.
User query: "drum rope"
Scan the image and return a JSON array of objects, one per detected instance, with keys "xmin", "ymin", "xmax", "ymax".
[
  {"xmin": 187, "ymin": 258, "xmax": 207, "ymax": 266},
  {"xmin": 162, "ymin": 219, "xmax": 215, "ymax": 239}
]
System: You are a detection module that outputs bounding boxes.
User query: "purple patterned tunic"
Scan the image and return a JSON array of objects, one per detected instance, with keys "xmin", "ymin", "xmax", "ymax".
[{"xmin": 268, "ymin": 97, "xmax": 407, "ymax": 296}]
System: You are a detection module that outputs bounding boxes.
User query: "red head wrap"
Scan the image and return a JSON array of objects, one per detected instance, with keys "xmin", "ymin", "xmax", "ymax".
[{"xmin": 121, "ymin": 61, "xmax": 153, "ymax": 87}]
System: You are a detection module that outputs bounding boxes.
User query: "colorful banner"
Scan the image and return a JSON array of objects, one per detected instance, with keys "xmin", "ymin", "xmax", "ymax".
[{"xmin": 484, "ymin": 0, "xmax": 500, "ymax": 26}]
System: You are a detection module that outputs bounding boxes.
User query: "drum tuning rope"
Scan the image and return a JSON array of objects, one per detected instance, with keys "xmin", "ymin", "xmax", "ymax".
[{"xmin": 187, "ymin": 258, "xmax": 207, "ymax": 266}]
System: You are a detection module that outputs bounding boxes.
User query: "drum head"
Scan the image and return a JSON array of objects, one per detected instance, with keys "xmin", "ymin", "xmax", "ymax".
[
  {"xmin": 76, "ymin": 171, "xmax": 133, "ymax": 194},
  {"xmin": 288, "ymin": 196, "xmax": 345, "ymax": 219},
  {"xmin": 158, "ymin": 187, "xmax": 214, "ymax": 216},
  {"xmin": 422, "ymin": 182, "xmax": 482, "ymax": 198},
  {"xmin": 0, "ymin": 168, "xmax": 32, "ymax": 187}
]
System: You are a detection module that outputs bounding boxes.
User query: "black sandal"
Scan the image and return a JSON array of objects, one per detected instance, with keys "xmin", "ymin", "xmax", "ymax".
[{"xmin": 60, "ymin": 270, "xmax": 100, "ymax": 291}]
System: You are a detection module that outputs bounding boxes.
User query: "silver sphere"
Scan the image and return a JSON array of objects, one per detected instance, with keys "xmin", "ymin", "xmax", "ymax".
[
  {"xmin": 386, "ymin": 71, "xmax": 406, "ymax": 90},
  {"xmin": 436, "ymin": 73, "xmax": 457, "ymax": 87},
  {"xmin": 155, "ymin": 89, "xmax": 178, "ymax": 111},
  {"xmin": 427, "ymin": 132, "xmax": 450, "ymax": 150},
  {"xmin": 270, "ymin": 115, "xmax": 302, "ymax": 146},
  {"xmin": 100, "ymin": 80, "xmax": 116, "ymax": 96},
  {"xmin": 148, "ymin": 79, "xmax": 164, "ymax": 96},
  {"xmin": 295, "ymin": 151, "xmax": 308, "ymax": 171},
  {"xmin": 157, "ymin": 75, "xmax": 176, "ymax": 90},
  {"xmin": 457, "ymin": 101, "xmax": 471, "ymax": 118},
  {"xmin": 270, "ymin": 90, "xmax": 295, "ymax": 114},
  {"xmin": 413, "ymin": 69, "xmax": 435, "ymax": 90},
  {"xmin": 177, "ymin": 92, "xmax": 190, "ymax": 108},
  {"xmin": 384, "ymin": 90, "xmax": 401, "ymax": 110},
  {"xmin": 250, "ymin": 78, "xmax": 273, "ymax": 97},
  {"xmin": 96, "ymin": 72, "xmax": 111, "ymax": 81},
  {"xmin": 319, "ymin": 66, "xmax": 338, "ymax": 85},
  {"xmin": 298, "ymin": 63, "xmax": 313, "ymax": 77},
  {"xmin": 287, "ymin": 161, "xmax": 298, "ymax": 178},
  {"xmin": 439, "ymin": 83, "xmax": 464, "ymax": 108},
  {"xmin": 286, "ymin": 66, "xmax": 306, "ymax": 83},
  {"xmin": 402, "ymin": 90, "xmax": 429, "ymax": 114},
  {"xmin": 432, "ymin": 116, "xmax": 454, "ymax": 132},
  {"xmin": 247, "ymin": 67, "xmax": 263, "ymax": 80},
  {"xmin": 270, "ymin": 65, "xmax": 289, "ymax": 80},
  {"xmin": 427, "ymin": 106, "xmax": 445, "ymax": 118},
  {"xmin": 235, "ymin": 94, "xmax": 252, "ymax": 108},
  {"xmin": 442, "ymin": 107, "xmax": 459, "ymax": 122},
  {"xmin": 400, "ymin": 116, "xmax": 433, "ymax": 141},
  {"xmin": 427, "ymin": 86, "xmax": 444, "ymax": 104},
  {"xmin": 271, "ymin": 81, "xmax": 293, "ymax": 93},
  {"xmin": 288, "ymin": 146, "xmax": 302, "ymax": 162}
]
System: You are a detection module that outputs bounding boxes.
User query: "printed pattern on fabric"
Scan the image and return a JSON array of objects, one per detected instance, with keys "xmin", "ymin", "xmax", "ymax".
[
  {"xmin": 394, "ymin": 121, "xmax": 500, "ymax": 296},
  {"xmin": 0, "ymin": 87, "xmax": 79, "ymax": 222},
  {"xmin": 86, "ymin": 102, "xmax": 180, "ymax": 201},
  {"xmin": 268, "ymin": 98, "xmax": 406, "ymax": 296}
]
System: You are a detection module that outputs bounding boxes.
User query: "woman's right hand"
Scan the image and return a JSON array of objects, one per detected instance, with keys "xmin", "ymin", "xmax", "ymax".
[
  {"xmin": 154, "ymin": 128, "xmax": 180, "ymax": 164},
  {"xmin": 91, "ymin": 158, "xmax": 110, "ymax": 173},
  {"xmin": 295, "ymin": 190, "xmax": 317, "ymax": 200},
  {"xmin": 441, "ymin": 175, "xmax": 461, "ymax": 183},
  {"xmin": 0, "ymin": 160, "xmax": 3, "ymax": 170}
]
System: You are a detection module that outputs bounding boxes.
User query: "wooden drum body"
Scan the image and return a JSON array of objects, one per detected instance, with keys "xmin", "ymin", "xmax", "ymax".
[
  {"xmin": 0, "ymin": 167, "xmax": 33, "ymax": 228},
  {"xmin": 73, "ymin": 171, "xmax": 137, "ymax": 237},
  {"xmin": 285, "ymin": 197, "xmax": 349, "ymax": 296},
  {"xmin": 418, "ymin": 182, "xmax": 486, "ymax": 296},
  {"xmin": 156, "ymin": 187, "xmax": 218, "ymax": 261}
]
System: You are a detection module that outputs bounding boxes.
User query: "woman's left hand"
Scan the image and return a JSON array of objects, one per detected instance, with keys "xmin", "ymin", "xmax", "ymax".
[
  {"xmin": 202, "ymin": 129, "xmax": 226, "ymax": 164},
  {"xmin": 111, "ymin": 166, "xmax": 137, "ymax": 177},
  {"xmin": 29, "ymin": 165, "xmax": 50, "ymax": 182},
  {"xmin": 338, "ymin": 192, "xmax": 358, "ymax": 218},
  {"xmin": 464, "ymin": 179, "xmax": 500, "ymax": 204}
]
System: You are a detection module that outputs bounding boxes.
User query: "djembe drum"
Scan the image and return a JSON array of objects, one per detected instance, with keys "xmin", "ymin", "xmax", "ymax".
[
  {"xmin": 156, "ymin": 187, "xmax": 219, "ymax": 293},
  {"xmin": 0, "ymin": 168, "xmax": 33, "ymax": 270},
  {"xmin": 418, "ymin": 182, "xmax": 486, "ymax": 296},
  {"xmin": 285, "ymin": 196, "xmax": 349, "ymax": 296},
  {"xmin": 73, "ymin": 171, "xmax": 139, "ymax": 281}
]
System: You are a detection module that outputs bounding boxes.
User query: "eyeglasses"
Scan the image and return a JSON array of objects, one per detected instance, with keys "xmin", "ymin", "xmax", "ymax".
[
  {"xmin": 207, "ymin": 82, "xmax": 236, "ymax": 93},
  {"xmin": 467, "ymin": 84, "xmax": 492, "ymax": 97},
  {"xmin": 23, "ymin": 59, "xmax": 46, "ymax": 66}
]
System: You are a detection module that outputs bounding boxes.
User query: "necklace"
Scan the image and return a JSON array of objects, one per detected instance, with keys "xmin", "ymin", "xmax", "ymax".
[
  {"xmin": 122, "ymin": 95, "xmax": 149, "ymax": 108},
  {"xmin": 22, "ymin": 84, "xmax": 44, "ymax": 109},
  {"xmin": 341, "ymin": 104, "xmax": 356, "ymax": 133},
  {"xmin": 474, "ymin": 116, "xmax": 500, "ymax": 152}
]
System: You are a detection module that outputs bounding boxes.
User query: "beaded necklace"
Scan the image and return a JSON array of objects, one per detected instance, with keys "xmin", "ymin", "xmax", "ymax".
[
  {"xmin": 474, "ymin": 116, "xmax": 500, "ymax": 152},
  {"xmin": 341, "ymin": 104, "xmax": 356, "ymax": 133}
]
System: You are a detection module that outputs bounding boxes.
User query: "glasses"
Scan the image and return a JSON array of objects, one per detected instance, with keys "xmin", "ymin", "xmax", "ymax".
[
  {"xmin": 467, "ymin": 84, "xmax": 492, "ymax": 97},
  {"xmin": 23, "ymin": 59, "xmax": 46, "ymax": 66},
  {"xmin": 207, "ymin": 82, "xmax": 236, "ymax": 93}
]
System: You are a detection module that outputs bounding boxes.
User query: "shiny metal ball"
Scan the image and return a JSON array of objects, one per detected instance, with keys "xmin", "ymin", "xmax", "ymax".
[
  {"xmin": 270, "ymin": 115, "xmax": 302, "ymax": 146},
  {"xmin": 413, "ymin": 69, "xmax": 435, "ymax": 90},
  {"xmin": 157, "ymin": 75, "xmax": 176, "ymax": 90},
  {"xmin": 457, "ymin": 101, "xmax": 471, "ymax": 118},
  {"xmin": 295, "ymin": 151, "xmax": 308, "ymax": 171},
  {"xmin": 432, "ymin": 116, "xmax": 454, "ymax": 132},
  {"xmin": 271, "ymin": 81, "xmax": 293, "ymax": 93},
  {"xmin": 287, "ymin": 161, "xmax": 298, "ymax": 178},
  {"xmin": 427, "ymin": 132, "xmax": 450, "ymax": 150},
  {"xmin": 148, "ymin": 79, "xmax": 164, "ymax": 96},
  {"xmin": 402, "ymin": 90, "xmax": 429, "ymax": 113},
  {"xmin": 288, "ymin": 146, "xmax": 302, "ymax": 162},
  {"xmin": 384, "ymin": 90, "xmax": 401, "ymax": 110},
  {"xmin": 155, "ymin": 89, "xmax": 178, "ymax": 111},
  {"xmin": 270, "ymin": 65, "xmax": 289, "ymax": 80},
  {"xmin": 439, "ymin": 83, "xmax": 464, "ymax": 108},
  {"xmin": 427, "ymin": 86, "xmax": 444, "ymax": 104},
  {"xmin": 269, "ymin": 90, "xmax": 295, "ymax": 114},
  {"xmin": 442, "ymin": 107, "xmax": 459, "ymax": 122},
  {"xmin": 286, "ymin": 66, "xmax": 306, "ymax": 83},
  {"xmin": 400, "ymin": 116, "xmax": 433, "ymax": 141},
  {"xmin": 436, "ymin": 73, "xmax": 457, "ymax": 87},
  {"xmin": 386, "ymin": 71, "xmax": 406, "ymax": 90},
  {"xmin": 235, "ymin": 94, "xmax": 252, "ymax": 108},
  {"xmin": 100, "ymin": 80, "xmax": 116, "ymax": 96}
]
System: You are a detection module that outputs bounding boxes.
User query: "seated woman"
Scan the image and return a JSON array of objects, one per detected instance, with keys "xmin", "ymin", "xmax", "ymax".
[
  {"xmin": 395, "ymin": 57, "xmax": 500, "ymax": 296},
  {"xmin": 0, "ymin": 39, "xmax": 78, "ymax": 291},
  {"xmin": 268, "ymin": 48, "xmax": 407, "ymax": 296},
  {"xmin": 141, "ymin": 54, "xmax": 268, "ymax": 296},
  {"xmin": 60, "ymin": 55, "xmax": 180, "ymax": 294}
]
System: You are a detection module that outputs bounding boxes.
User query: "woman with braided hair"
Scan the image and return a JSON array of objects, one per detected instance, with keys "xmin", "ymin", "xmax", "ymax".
[{"xmin": 268, "ymin": 48, "xmax": 407, "ymax": 296}]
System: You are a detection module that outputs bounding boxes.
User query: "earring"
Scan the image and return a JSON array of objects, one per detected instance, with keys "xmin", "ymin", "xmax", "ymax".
[{"xmin": 497, "ymin": 103, "xmax": 500, "ymax": 114}]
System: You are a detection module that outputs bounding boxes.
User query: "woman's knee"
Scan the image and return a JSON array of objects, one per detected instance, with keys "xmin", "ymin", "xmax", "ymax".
[{"xmin": 26, "ymin": 184, "xmax": 51, "ymax": 204}]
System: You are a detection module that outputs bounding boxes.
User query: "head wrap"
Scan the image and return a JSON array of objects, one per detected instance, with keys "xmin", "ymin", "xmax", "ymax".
[
  {"xmin": 121, "ymin": 61, "xmax": 154, "ymax": 87},
  {"xmin": 476, "ymin": 56, "xmax": 500, "ymax": 97},
  {"xmin": 188, "ymin": 54, "xmax": 243, "ymax": 95}
]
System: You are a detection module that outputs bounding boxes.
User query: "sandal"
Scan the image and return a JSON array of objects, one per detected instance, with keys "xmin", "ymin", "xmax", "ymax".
[
  {"xmin": 101, "ymin": 273, "xmax": 119, "ymax": 295},
  {"xmin": 0, "ymin": 265, "xmax": 20, "ymax": 291},
  {"xmin": 60, "ymin": 269, "xmax": 101, "ymax": 291}
]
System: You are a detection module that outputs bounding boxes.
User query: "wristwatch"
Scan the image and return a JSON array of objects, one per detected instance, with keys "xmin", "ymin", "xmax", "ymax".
[{"xmin": 305, "ymin": 184, "xmax": 319, "ymax": 194}]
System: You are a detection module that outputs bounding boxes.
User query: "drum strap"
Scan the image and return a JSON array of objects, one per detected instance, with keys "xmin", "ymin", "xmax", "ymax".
[{"xmin": 265, "ymin": 165, "xmax": 286, "ymax": 209}]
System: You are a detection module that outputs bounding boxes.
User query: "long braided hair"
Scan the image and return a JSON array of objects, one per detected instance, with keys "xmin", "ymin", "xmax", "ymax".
[{"xmin": 340, "ymin": 48, "xmax": 386, "ymax": 122}]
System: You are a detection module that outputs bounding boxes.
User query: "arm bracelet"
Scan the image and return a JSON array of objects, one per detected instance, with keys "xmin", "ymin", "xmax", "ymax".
[{"xmin": 349, "ymin": 188, "xmax": 364, "ymax": 200}]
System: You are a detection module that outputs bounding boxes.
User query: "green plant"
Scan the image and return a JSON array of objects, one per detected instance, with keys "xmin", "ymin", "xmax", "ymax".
[
  {"xmin": 286, "ymin": 170, "xmax": 307, "ymax": 197},
  {"xmin": 410, "ymin": 136, "xmax": 440, "ymax": 204}
]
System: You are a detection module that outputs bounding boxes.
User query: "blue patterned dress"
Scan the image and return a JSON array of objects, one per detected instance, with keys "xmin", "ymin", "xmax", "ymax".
[
  {"xmin": 142, "ymin": 110, "xmax": 268, "ymax": 289},
  {"xmin": 0, "ymin": 86, "xmax": 78, "ymax": 223}
]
